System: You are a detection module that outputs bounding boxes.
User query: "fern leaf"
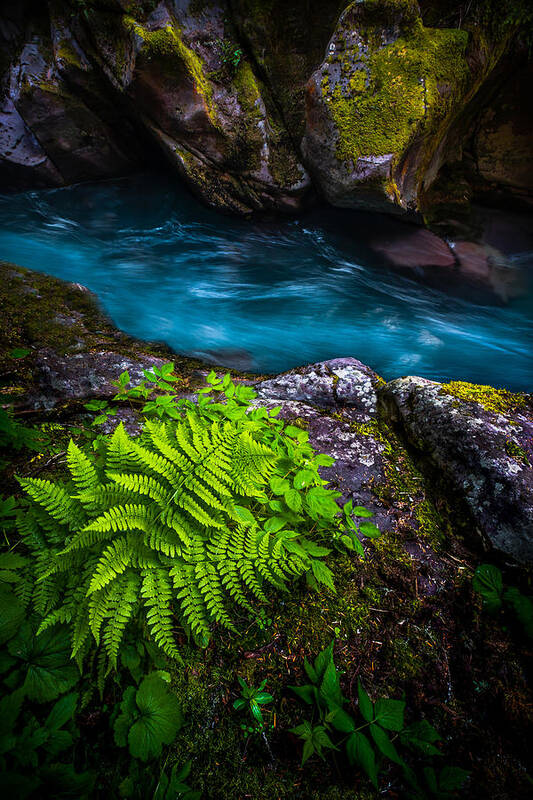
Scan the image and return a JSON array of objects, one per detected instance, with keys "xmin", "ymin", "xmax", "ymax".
[
  {"xmin": 67, "ymin": 440, "xmax": 99, "ymax": 492},
  {"xmin": 141, "ymin": 569, "xmax": 180, "ymax": 660}
]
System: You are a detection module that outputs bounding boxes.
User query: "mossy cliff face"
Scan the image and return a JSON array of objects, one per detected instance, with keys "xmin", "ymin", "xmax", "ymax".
[
  {"xmin": 301, "ymin": 0, "xmax": 478, "ymax": 212},
  {"xmin": 0, "ymin": 0, "xmax": 309, "ymax": 214},
  {"xmin": 0, "ymin": 0, "xmax": 532, "ymax": 216}
]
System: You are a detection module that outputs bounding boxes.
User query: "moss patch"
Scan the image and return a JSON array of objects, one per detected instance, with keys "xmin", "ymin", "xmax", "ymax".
[
  {"xmin": 326, "ymin": 18, "xmax": 468, "ymax": 166},
  {"xmin": 124, "ymin": 18, "xmax": 217, "ymax": 124},
  {"xmin": 439, "ymin": 380, "xmax": 528, "ymax": 416}
]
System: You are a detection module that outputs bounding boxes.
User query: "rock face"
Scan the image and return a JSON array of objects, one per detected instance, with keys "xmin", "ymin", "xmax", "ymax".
[
  {"xmin": 301, "ymin": 0, "xmax": 508, "ymax": 215},
  {"xmin": 0, "ymin": 0, "xmax": 309, "ymax": 213},
  {"xmin": 1, "ymin": 0, "xmax": 532, "ymax": 217},
  {"xmin": 380, "ymin": 377, "xmax": 533, "ymax": 562}
]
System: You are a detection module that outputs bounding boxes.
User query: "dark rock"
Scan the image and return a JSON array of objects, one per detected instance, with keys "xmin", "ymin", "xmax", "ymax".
[
  {"xmin": 380, "ymin": 376, "xmax": 533, "ymax": 562},
  {"xmin": 255, "ymin": 358, "xmax": 381, "ymax": 422},
  {"xmin": 32, "ymin": 348, "xmax": 166, "ymax": 409}
]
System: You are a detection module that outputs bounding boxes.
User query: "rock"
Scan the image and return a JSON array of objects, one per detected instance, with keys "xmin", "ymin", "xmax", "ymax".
[
  {"xmin": 255, "ymin": 358, "xmax": 381, "ymax": 422},
  {"xmin": 32, "ymin": 348, "xmax": 167, "ymax": 409},
  {"xmin": 0, "ymin": 0, "xmax": 310, "ymax": 213},
  {"xmin": 300, "ymin": 0, "xmax": 521, "ymax": 217},
  {"xmin": 371, "ymin": 228, "xmax": 456, "ymax": 270},
  {"xmin": 380, "ymin": 376, "xmax": 533, "ymax": 562},
  {"xmin": 474, "ymin": 59, "xmax": 533, "ymax": 205}
]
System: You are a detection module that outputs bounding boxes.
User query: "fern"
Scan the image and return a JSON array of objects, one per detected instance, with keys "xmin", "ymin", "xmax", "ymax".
[{"xmin": 16, "ymin": 375, "xmax": 359, "ymax": 665}]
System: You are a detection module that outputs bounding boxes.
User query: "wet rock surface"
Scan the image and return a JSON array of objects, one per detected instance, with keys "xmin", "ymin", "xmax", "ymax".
[
  {"xmin": 1, "ymin": 0, "xmax": 532, "ymax": 219},
  {"xmin": 380, "ymin": 376, "xmax": 533, "ymax": 562}
]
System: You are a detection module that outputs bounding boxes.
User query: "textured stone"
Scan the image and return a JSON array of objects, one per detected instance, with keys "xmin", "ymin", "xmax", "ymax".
[
  {"xmin": 380, "ymin": 376, "xmax": 533, "ymax": 561},
  {"xmin": 255, "ymin": 358, "xmax": 381, "ymax": 422}
]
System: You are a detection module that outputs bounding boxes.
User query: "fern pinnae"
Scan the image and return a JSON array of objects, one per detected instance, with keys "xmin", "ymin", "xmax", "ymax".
[
  {"xmin": 102, "ymin": 571, "xmax": 140, "ymax": 666},
  {"xmin": 67, "ymin": 440, "xmax": 99, "ymax": 492},
  {"xmin": 18, "ymin": 477, "xmax": 84, "ymax": 529},
  {"xmin": 141, "ymin": 569, "xmax": 180, "ymax": 660},
  {"xmin": 105, "ymin": 471, "xmax": 172, "ymax": 505},
  {"xmin": 88, "ymin": 537, "xmax": 132, "ymax": 595}
]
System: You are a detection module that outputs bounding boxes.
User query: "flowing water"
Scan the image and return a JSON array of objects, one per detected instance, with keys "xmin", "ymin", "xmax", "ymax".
[{"xmin": 0, "ymin": 173, "xmax": 531, "ymax": 390}]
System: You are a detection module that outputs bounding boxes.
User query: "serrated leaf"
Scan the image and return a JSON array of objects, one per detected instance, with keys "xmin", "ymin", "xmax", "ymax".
[
  {"xmin": 472, "ymin": 564, "xmax": 503, "ymax": 613},
  {"xmin": 311, "ymin": 560, "xmax": 335, "ymax": 592},
  {"xmin": 370, "ymin": 724, "xmax": 404, "ymax": 765},
  {"xmin": 374, "ymin": 698, "xmax": 405, "ymax": 731},
  {"xmin": 284, "ymin": 488, "xmax": 302, "ymax": 512},
  {"xmin": 346, "ymin": 731, "xmax": 378, "ymax": 787},
  {"xmin": 357, "ymin": 679, "xmax": 373, "ymax": 722},
  {"xmin": 358, "ymin": 521, "xmax": 380, "ymax": 539}
]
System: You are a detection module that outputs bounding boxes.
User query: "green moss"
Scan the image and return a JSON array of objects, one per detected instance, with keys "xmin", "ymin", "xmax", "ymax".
[
  {"xmin": 56, "ymin": 39, "xmax": 83, "ymax": 69},
  {"xmin": 325, "ymin": 18, "xmax": 469, "ymax": 169},
  {"xmin": 233, "ymin": 60, "xmax": 262, "ymax": 117},
  {"xmin": 505, "ymin": 440, "xmax": 530, "ymax": 466},
  {"xmin": 439, "ymin": 380, "xmax": 527, "ymax": 416},
  {"xmin": 124, "ymin": 19, "xmax": 217, "ymax": 124}
]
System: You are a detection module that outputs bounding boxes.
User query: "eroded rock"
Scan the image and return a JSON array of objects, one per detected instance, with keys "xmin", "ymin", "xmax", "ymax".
[{"xmin": 380, "ymin": 376, "xmax": 533, "ymax": 561}]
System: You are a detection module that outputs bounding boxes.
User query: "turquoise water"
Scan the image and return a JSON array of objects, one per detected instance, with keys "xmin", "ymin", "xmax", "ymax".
[{"xmin": 0, "ymin": 174, "xmax": 531, "ymax": 390}]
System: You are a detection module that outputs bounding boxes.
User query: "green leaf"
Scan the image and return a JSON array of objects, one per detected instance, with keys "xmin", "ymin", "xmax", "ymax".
[
  {"xmin": 255, "ymin": 692, "xmax": 273, "ymax": 705},
  {"xmin": 284, "ymin": 488, "xmax": 302, "ymax": 512},
  {"xmin": 374, "ymin": 698, "xmax": 405, "ymax": 732},
  {"xmin": 7, "ymin": 623, "xmax": 78, "ymax": 703},
  {"xmin": 352, "ymin": 506, "xmax": 373, "ymax": 517},
  {"xmin": 313, "ymin": 641, "xmax": 335, "ymax": 682},
  {"xmin": 319, "ymin": 660, "xmax": 343, "ymax": 709},
  {"xmin": 370, "ymin": 724, "xmax": 404, "ymax": 765},
  {"xmin": 357, "ymin": 679, "xmax": 373, "ymax": 723},
  {"xmin": 311, "ymin": 560, "xmax": 335, "ymax": 592},
  {"xmin": 504, "ymin": 587, "xmax": 533, "ymax": 638},
  {"xmin": 270, "ymin": 477, "xmax": 290, "ymax": 495},
  {"xmin": 294, "ymin": 469, "xmax": 316, "ymax": 490},
  {"xmin": 346, "ymin": 731, "xmax": 378, "ymax": 787},
  {"xmin": 438, "ymin": 766, "xmax": 470, "ymax": 792},
  {"xmin": 401, "ymin": 719, "xmax": 442, "ymax": 756},
  {"xmin": 315, "ymin": 454, "xmax": 335, "ymax": 467},
  {"xmin": 472, "ymin": 564, "xmax": 503, "ymax": 613},
  {"xmin": 358, "ymin": 521, "xmax": 381, "ymax": 539},
  {"xmin": 330, "ymin": 707, "xmax": 356, "ymax": 733},
  {"xmin": 9, "ymin": 348, "xmax": 31, "ymax": 359},
  {"xmin": 290, "ymin": 683, "xmax": 318, "ymax": 706},
  {"xmin": 128, "ymin": 676, "xmax": 183, "ymax": 761},
  {"xmin": 0, "ymin": 589, "xmax": 24, "ymax": 645},
  {"xmin": 45, "ymin": 693, "xmax": 78, "ymax": 730},
  {"xmin": 234, "ymin": 506, "xmax": 256, "ymax": 526}
]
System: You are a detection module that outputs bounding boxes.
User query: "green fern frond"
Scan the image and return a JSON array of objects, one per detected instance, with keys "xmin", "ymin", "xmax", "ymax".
[
  {"xmin": 18, "ymin": 477, "xmax": 84, "ymax": 529},
  {"xmin": 67, "ymin": 440, "xmax": 99, "ymax": 492},
  {"xmin": 141, "ymin": 569, "xmax": 180, "ymax": 660},
  {"xmin": 88, "ymin": 537, "xmax": 133, "ymax": 594},
  {"xmin": 103, "ymin": 571, "xmax": 140, "ymax": 666}
]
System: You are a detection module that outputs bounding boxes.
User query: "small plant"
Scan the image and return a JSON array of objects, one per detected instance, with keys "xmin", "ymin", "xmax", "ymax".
[
  {"xmin": 233, "ymin": 676, "xmax": 273, "ymax": 730},
  {"xmin": 84, "ymin": 362, "xmax": 183, "ymax": 425},
  {"xmin": 473, "ymin": 563, "xmax": 533, "ymax": 638},
  {"xmin": 114, "ymin": 674, "xmax": 183, "ymax": 761},
  {"xmin": 218, "ymin": 39, "xmax": 243, "ymax": 71},
  {"xmin": 290, "ymin": 642, "xmax": 469, "ymax": 795},
  {"xmin": 118, "ymin": 759, "xmax": 200, "ymax": 800}
]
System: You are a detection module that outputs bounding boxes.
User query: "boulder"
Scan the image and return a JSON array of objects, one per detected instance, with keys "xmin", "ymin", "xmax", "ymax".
[
  {"xmin": 300, "ymin": 0, "xmax": 502, "ymax": 215},
  {"xmin": 380, "ymin": 376, "xmax": 533, "ymax": 561}
]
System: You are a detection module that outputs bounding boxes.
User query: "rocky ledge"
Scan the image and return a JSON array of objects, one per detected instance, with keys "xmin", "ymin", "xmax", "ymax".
[
  {"xmin": 2, "ymin": 261, "xmax": 532, "ymax": 797},
  {"xmin": 2, "ymin": 260, "xmax": 532, "ymax": 564}
]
